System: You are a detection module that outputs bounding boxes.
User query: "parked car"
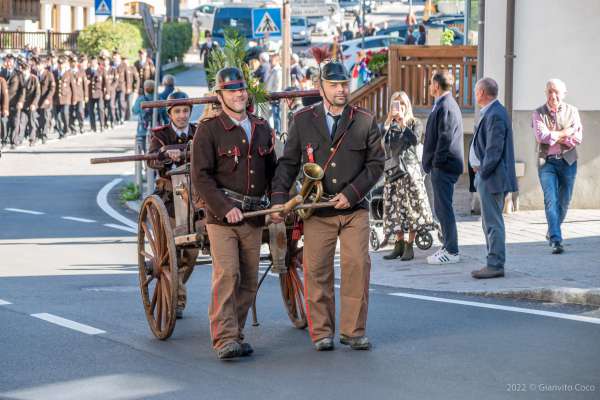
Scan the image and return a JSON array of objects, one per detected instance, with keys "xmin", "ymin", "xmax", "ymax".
[
  {"xmin": 291, "ymin": 16, "xmax": 310, "ymax": 45},
  {"xmin": 211, "ymin": 6, "xmax": 282, "ymax": 52},
  {"xmin": 339, "ymin": 0, "xmax": 361, "ymax": 15},
  {"xmin": 180, "ymin": 3, "xmax": 220, "ymax": 32},
  {"xmin": 341, "ymin": 35, "xmax": 404, "ymax": 70}
]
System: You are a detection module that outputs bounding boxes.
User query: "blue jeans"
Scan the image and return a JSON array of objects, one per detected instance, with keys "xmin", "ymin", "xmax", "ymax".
[
  {"xmin": 430, "ymin": 168, "xmax": 459, "ymax": 255},
  {"xmin": 538, "ymin": 158, "xmax": 577, "ymax": 244},
  {"xmin": 271, "ymin": 101, "xmax": 281, "ymax": 133}
]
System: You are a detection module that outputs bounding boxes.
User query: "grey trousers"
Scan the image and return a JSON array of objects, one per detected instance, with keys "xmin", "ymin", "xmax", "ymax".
[{"xmin": 475, "ymin": 173, "xmax": 506, "ymax": 269}]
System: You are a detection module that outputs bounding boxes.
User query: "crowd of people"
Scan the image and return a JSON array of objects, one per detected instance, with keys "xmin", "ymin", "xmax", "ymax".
[{"xmin": 0, "ymin": 47, "xmax": 156, "ymax": 149}]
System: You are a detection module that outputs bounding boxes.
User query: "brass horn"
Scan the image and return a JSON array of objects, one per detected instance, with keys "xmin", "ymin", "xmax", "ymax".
[{"xmin": 296, "ymin": 162, "xmax": 324, "ymax": 219}]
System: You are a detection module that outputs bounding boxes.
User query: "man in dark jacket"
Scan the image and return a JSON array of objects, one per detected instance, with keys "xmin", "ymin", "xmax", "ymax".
[
  {"xmin": 52, "ymin": 57, "xmax": 73, "ymax": 139},
  {"xmin": 34, "ymin": 56, "xmax": 55, "ymax": 144},
  {"xmin": 86, "ymin": 56, "xmax": 105, "ymax": 133},
  {"xmin": 422, "ymin": 69, "xmax": 464, "ymax": 265},
  {"xmin": 1, "ymin": 54, "xmax": 25, "ymax": 148},
  {"xmin": 69, "ymin": 56, "xmax": 87, "ymax": 135},
  {"xmin": 19, "ymin": 61, "xmax": 40, "ymax": 146},
  {"xmin": 469, "ymin": 77, "xmax": 518, "ymax": 279}
]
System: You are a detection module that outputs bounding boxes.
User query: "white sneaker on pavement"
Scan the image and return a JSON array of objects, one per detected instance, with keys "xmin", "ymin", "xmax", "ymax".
[{"xmin": 427, "ymin": 248, "xmax": 460, "ymax": 265}]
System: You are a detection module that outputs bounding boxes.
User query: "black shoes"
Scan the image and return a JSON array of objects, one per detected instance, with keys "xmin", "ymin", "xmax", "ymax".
[
  {"xmin": 175, "ymin": 307, "xmax": 184, "ymax": 319},
  {"xmin": 340, "ymin": 335, "xmax": 371, "ymax": 350},
  {"xmin": 400, "ymin": 242, "xmax": 414, "ymax": 261},
  {"xmin": 552, "ymin": 242, "xmax": 564, "ymax": 254},
  {"xmin": 314, "ymin": 337, "xmax": 334, "ymax": 351},
  {"xmin": 216, "ymin": 341, "xmax": 254, "ymax": 360},
  {"xmin": 240, "ymin": 342, "xmax": 254, "ymax": 356},
  {"xmin": 383, "ymin": 241, "xmax": 405, "ymax": 260},
  {"xmin": 471, "ymin": 267, "xmax": 505, "ymax": 279}
]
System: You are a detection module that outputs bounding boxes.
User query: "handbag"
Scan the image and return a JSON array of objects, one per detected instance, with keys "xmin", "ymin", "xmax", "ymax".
[{"xmin": 384, "ymin": 153, "xmax": 408, "ymax": 182}]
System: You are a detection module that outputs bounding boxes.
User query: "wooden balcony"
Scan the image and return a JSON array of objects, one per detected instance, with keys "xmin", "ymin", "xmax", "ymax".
[{"xmin": 0, "ymin": 0, "xmax": 41, "ymax": 22}]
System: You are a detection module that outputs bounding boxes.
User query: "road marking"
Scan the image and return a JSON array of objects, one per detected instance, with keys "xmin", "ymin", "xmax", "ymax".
[
  {"xmin": 389, "ymin": 292, "xmax": 600, "ymax": 325},
  {"xmin": 0, "ymin": 299, "xmax": 12, "ymax": 305},
  {"xmin": 96, "ymin": 178, "xmax": 137, "ymax": 229},
  {"xmin": 104, "ymin": 223, "xmax": 137, "ymax": 234},
  {"xmin": 31, "ymin": 313, "xmax": 106, "ymax": 335},
  {"xmin": 4, "ymin": 208, "xmax": 45, "ymax": 215},
  {"xmin": 61, "ymin": 216, "xmax": 97, "ymax": 223}
]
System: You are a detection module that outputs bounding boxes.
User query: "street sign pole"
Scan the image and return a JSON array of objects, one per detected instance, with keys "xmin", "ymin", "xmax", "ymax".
[
  {"xmin": 281, "ymin": 1, "xmax": 291, "ymax": 135},
  {"xmin": 146, "ymin": 19, "xmax": 162, "ymax": 197}
]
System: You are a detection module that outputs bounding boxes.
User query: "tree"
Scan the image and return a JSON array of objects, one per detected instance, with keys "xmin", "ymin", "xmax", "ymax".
[{"xmin": 77, "ymin": 21, "xmax": 143, "ymax": 60}]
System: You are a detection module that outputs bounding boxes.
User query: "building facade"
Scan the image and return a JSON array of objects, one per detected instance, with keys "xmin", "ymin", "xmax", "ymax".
[{"xmin": 0, "ymin": 0, "xmax": 94, "ymax": 32}]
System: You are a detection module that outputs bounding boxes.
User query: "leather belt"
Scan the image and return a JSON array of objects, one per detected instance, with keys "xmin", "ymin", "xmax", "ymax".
[
  {"xmin": 221, "ymin": 188, "xmax": 270, "ymax": 211},
  {"xmin": 546, "ymin": 154, "xmax": 563, "ymax": 160}
]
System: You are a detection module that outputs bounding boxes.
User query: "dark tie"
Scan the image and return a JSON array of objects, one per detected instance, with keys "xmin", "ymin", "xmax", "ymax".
[{"xmin": 330, "ymin": 115, "xmax": 341, "ymax": 138}]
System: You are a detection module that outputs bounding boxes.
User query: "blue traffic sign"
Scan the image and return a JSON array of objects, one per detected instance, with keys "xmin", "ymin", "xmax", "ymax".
[
  {"xmin": 252, "ymin": 8, "xmax": 282, "ymax": 38},
  {"xmin": 95, "ymin": 0, "xmax": 112, "ymax": 16}
]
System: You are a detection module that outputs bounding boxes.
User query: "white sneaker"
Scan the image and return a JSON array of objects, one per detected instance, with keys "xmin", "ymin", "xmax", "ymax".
[{"xmin": 427, "ymin": 248, "xmax": 460, "ymax": 265}]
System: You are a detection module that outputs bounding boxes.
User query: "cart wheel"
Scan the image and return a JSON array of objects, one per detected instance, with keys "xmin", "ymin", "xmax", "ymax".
[
  {"xmin": 415, "ymin": 231, "xmax": 433, "ymax": 250},
  {"xmin": 137, "ymin": 195, "xmax": 178, "ymax": 340},
  {"xmin": 369, "ymin": 228, "xmax": 380, "ymax": 251},
  {"xmin": 279, "ymin": 240, "xmax": 307, "ymax": 329}
]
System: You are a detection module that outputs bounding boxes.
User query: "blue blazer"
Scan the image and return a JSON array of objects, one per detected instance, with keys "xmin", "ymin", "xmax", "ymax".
[
  {"xmin": 422, "ymin": 93, "xmax": 465, "ymax": 175},
  {"xmin": 471, "ymin": 100, "xmax": 518, "ymax": 194}
]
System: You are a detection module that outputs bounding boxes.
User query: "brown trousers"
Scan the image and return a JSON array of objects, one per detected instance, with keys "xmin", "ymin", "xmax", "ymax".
[
  {"xmin": 206, "ymin": 223, "xmax": 262, "ymax": 350},
  {"xmin": 303, "ymin": 209, "xmax": 371, "ymax": 342}
]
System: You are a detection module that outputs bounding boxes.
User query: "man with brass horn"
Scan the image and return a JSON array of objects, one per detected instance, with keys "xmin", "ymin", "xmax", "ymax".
[
  {"xmin": 147, "ymin": 90, "xmax": 199, "ymax": 321},
  {"xmin": 191, "ymin": 67, "xmax": 277, "ymax": 360},
  {"xmin": 270, "ymin": 59, "xmax": 385, "ymax": 351}
]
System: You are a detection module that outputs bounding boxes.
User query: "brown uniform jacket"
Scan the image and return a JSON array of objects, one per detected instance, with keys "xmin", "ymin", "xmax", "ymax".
[
  {"xmin": 0, "ymin": 77, "xmax": 8, "ymax": 115},
  {"xmin": 22, "ymin": 75, "xmax": 40, "ymax": 110},
  {"xmin": 1, "ymin": 68, "xmax": 24, "ymax": 109},
  {"xmin": 37, "ymin": 68, "xmax": 55, "ymax": 109},
  {"xmin": 71, "ymin": 69, "xmax": 87, "ymax": 103},
  {"xmin": 134, "ymin": 59, "xmax": 155, "ymax": 95},
  {"xmin": 103, "ymin": 66, "xmax": 117, "ymax": 97},
  {"xmin": 115, "ymin": 63, "xmax": 126, "ymax": 92},
  {"xmin": 271, "ymin": 102, "xmax": 384, "ymax": 217},
  {"xmin": 147, "ymin": 122, "xmax": 198, "ymax": 177},
  {"xmin": 125, "ymin": 65, "xmax": 137, "ymax": 94},
  {"xmin": 53, "ymin": 70, "xmax": 73, "ymax": 106},
  {"xmin": 86, "ymin": 67, "xmax": 105, "ymax": 99},
  {"xmin": 191, "ymin": 112, "xmax": 277, "ymax": 226}
]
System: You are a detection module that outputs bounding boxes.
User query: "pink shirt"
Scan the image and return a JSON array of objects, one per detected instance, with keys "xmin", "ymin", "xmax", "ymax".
[{"xmin": 532, "ymin": 104, "xmax": 583, "ymax": 156}]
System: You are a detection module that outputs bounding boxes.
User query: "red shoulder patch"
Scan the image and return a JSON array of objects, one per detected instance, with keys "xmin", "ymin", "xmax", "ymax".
[
  {"xmin": 293, "ymin": 106, "xmax": 314, "ymax": 119},
  {"xmin": 151, "ymin": 124, "xmax": 168, "ymax": 132}
]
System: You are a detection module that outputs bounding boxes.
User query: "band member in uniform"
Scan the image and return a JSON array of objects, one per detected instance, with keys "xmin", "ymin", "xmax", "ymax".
[
  {"xmin": 270, "ymin": 60, "xmax": 384, "ymax": 351},
  {"xmin": 69, "ymin": 56, "xmax": 87, "ymax": 135},
  {"xmin": 86, "ymin": 56, "xmax": 105, "ymax": 133},
  {"xmin": 191, "ymin": 67, "xmax": 277, "ymax": 360},
  {"xmin": 134, "ymin": 48, "xmax": 155, "ymax": 96},
  {"xmin": 112, "ymin": 52, "xmax": 127, "ymax": 125},
  {"xmin": 34, "ymin": 56, "xmax": 55, "ymax": 144},
  {"xmin": 146, "ymin": 91, "xmax": 199, "ymax": 320},
  {"xmin": 101, "ymin": 56, "xmax": 117, "ymax": 129},
  {"xmin": 1, "ymin": 54, "xmax": 24, "ymax": 149},
  {"xmin": 0, "ymin": 65, "xmax": 9, "ymax": 148},
  {"xmin": 19, "ymin": 61, "xmax": 40, "ymax": 146},
  {"xmin": 123, "ymin": 56, "xmax": 136, "ymax": 121},
  {"xmin": 53, "ymin": 57, "xmax": 73, "ymax": 139}
]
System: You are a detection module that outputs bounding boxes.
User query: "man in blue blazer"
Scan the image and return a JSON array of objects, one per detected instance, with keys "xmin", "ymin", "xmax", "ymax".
[
  {"xmin": 469, "ymin": 78, "xmax": 518, "ymax": 279},
  {"xmin": 422, "ymin": 69, "xmax": 464, "ymax": 265}
]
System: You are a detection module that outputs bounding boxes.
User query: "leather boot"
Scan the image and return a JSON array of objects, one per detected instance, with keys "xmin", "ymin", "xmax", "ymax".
[
  {"xmin": 400, "ymin": 241, "xmax": 414, "ymax": 261},
  {"xmin": 383, "ymin": 241, "xmax": 405, "ymax": 260}
]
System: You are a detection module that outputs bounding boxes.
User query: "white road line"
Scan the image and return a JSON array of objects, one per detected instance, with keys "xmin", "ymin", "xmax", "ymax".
[
  {"xmin": 389, "ymin": 292, "xmax": 600, "ymax": 325},
  {"xmin": 104, "ymin": 223, "xmax": 137, "ymax": 234},
  {"xmin": 4, "ymin": 208, "xmax": 45, "ymax": 215},
  {"xmin": 96, "ymin": 178, "xmax": 137, "ymax": 229},
  {"xmin": 61, "ymin": 216, "xmax": 97, "ymax": 223},
  {"xmin": 0, "ymin": 299, "xmax": 12, "ymax": 305},
  {"xmin": 31, "ymin": 313, "xmax": 106, "ymax": 335}
]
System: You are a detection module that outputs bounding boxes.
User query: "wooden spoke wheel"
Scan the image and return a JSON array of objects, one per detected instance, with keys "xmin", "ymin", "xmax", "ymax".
[
  {"xmin": 279, "ymin": 239, "xmax": 307, "ymax": 329},
  {"xmin": 137, "ymin": 195, "xmax": 178, "ymax": 340}
]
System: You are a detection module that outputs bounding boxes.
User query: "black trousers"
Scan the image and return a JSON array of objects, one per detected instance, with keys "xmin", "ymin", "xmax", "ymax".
[
  {"xmin": 124, "ymin": 93, "xmax": 132, "ymax": 121},
  {"xmin": 0, "ymin": 116, "xmax": 8, "ymax": 145},
  {"xmin": 114, "ymin": 90, "xmax": 126, "ymax": 123},
  {"xmin": 54, "ymin": 104, "xmax": 70, "ymax": 137},
  {"xmin": 8, "ymin": 108, "xmax": 23, "ymax": 145},
  {"xmin": 37, "ymin": 107, "xmax": 52, "ymax": 139},
  {"xmin": 22, "ymin": 109, "xmax": 38, "ymax": 142},
  {"xmin": 430, "ymin": 168, "xmax": 460, "ymax": 255},
  {"xmin": 69, "ymin": 101, "xmax": 85, "ymax": 134},
  {"xmin": 105, "ymin": 94, "xmax": 116, "ymax": 128},
  {"xmin": 88, "ymin": 98, "xmax": 105, "ymax": 132}
]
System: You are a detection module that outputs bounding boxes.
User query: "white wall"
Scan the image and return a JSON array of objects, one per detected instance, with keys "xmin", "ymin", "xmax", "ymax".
[{"xmin": 485, "ymin": 0, "xmax": 600, "ymax": 111}]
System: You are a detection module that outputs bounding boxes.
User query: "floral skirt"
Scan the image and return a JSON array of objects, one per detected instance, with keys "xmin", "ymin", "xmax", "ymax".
[{"xmin": 382, "ymin": 161, "xmax": 434, "ymax": 241}]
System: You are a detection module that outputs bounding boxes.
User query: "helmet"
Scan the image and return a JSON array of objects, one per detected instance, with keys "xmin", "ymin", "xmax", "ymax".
[
  {"xmin": 320, "ymin": 59, "xmax": 350, "ymax": 83},
  {"xmin": 215, "ymin": 67, "xmax": 248, "ymax": 91},
  {"xmin": 166, "ymin": 91, "xmax": 191, "ymax": 114}
]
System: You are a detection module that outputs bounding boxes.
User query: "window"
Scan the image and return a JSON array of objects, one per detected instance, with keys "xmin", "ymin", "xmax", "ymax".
[{"xmin": 291, "ymin": 17, "xmax": 306, "ymax": 27}]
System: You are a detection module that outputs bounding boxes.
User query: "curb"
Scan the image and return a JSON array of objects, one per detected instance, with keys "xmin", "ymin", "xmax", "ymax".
[
  {"xmin": 461, "ymin": 288, "xmax": 600, "ymax": 307},
  {"xmin": 125, "ymin": 200, "xmax": 142, "ymax": 214}
]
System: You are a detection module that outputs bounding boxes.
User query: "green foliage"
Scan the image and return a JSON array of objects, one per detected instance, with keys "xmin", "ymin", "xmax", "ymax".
[
  {"xmin": 160, "ymin": 22, "xmax": 192, "ymax": 64},
  {"xmin": 441, "ymin": 29, "xmax": 455, "ymax": 46},
  {"xmin": 120, "ymin": 182, "xmax": 141, "ymax": 202},
  {"xmin": 205, "ymin": 29, "xmax": 268, "ymax": 110},
  {"xmin": 367, "ymin": 50, "xmax": 388, "ymax": 76},
  {"xmin": 77, "ymin": 21, "xmax": 143, "ymax": 60}
]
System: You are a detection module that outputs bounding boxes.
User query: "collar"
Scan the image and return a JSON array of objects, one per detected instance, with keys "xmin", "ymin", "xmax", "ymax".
[
  {"xmin": 434, "ymin": 91, "xmax": 450, "ymax": 106},
  {"xmin": 171, "ymin": 123, "xmax": 189, "ymax": 137},
  {"xmin": 545, "ymin": 102, "xmax": 563, "ymax": 114},
  {"xmin": 479, "ymin": 98, "xmax": 498, "ymax": 117},
  {"xmin": 218, "ymin": 111, "xmax": 264, "ymax": 131}
]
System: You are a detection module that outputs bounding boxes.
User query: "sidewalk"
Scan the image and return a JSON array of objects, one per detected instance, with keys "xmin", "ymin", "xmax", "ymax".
[{"xmin": 367, "ymin": 209, "xmax": 600, "ymax": 306}]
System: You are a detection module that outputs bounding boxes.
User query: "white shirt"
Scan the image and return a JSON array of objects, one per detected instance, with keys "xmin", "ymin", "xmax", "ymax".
[
  {"xmin": 265, "ymin": 64, "xmax": 282, "ymax": 92},
  {"xmin": 171, "ymin": 123, "xmax": 190, "ymax": 138},
  {"xmin": 469, "ymin": 99, "xmax": 498, "ymax": 169},
  {"xmin": 228, "ymin": 115, "xmax": 252, "ymax": 142}
]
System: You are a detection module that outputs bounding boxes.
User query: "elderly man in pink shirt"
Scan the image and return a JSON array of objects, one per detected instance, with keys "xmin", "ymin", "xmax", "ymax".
[{"xmin": 533, "ymin": 78, "xmax": 583, "ymax": 254}]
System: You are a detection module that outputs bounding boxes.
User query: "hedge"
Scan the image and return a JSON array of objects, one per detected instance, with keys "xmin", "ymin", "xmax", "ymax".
[
  {"xmin": 77, "ymin": 21, "xmax": 143, "ymax": 60},
  {"xmin": 159, "ymin": 22, "xmax": 192, "ymax": 64}
]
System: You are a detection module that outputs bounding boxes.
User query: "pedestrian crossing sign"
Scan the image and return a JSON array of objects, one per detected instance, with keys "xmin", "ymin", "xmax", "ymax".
[
  {"xmin": 95, "ymin": 0, "xmax": 111, "ymax": 16},
  {"xmin": 252, "ymin": 8, "xmax": 282, "ymax": 38}
]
